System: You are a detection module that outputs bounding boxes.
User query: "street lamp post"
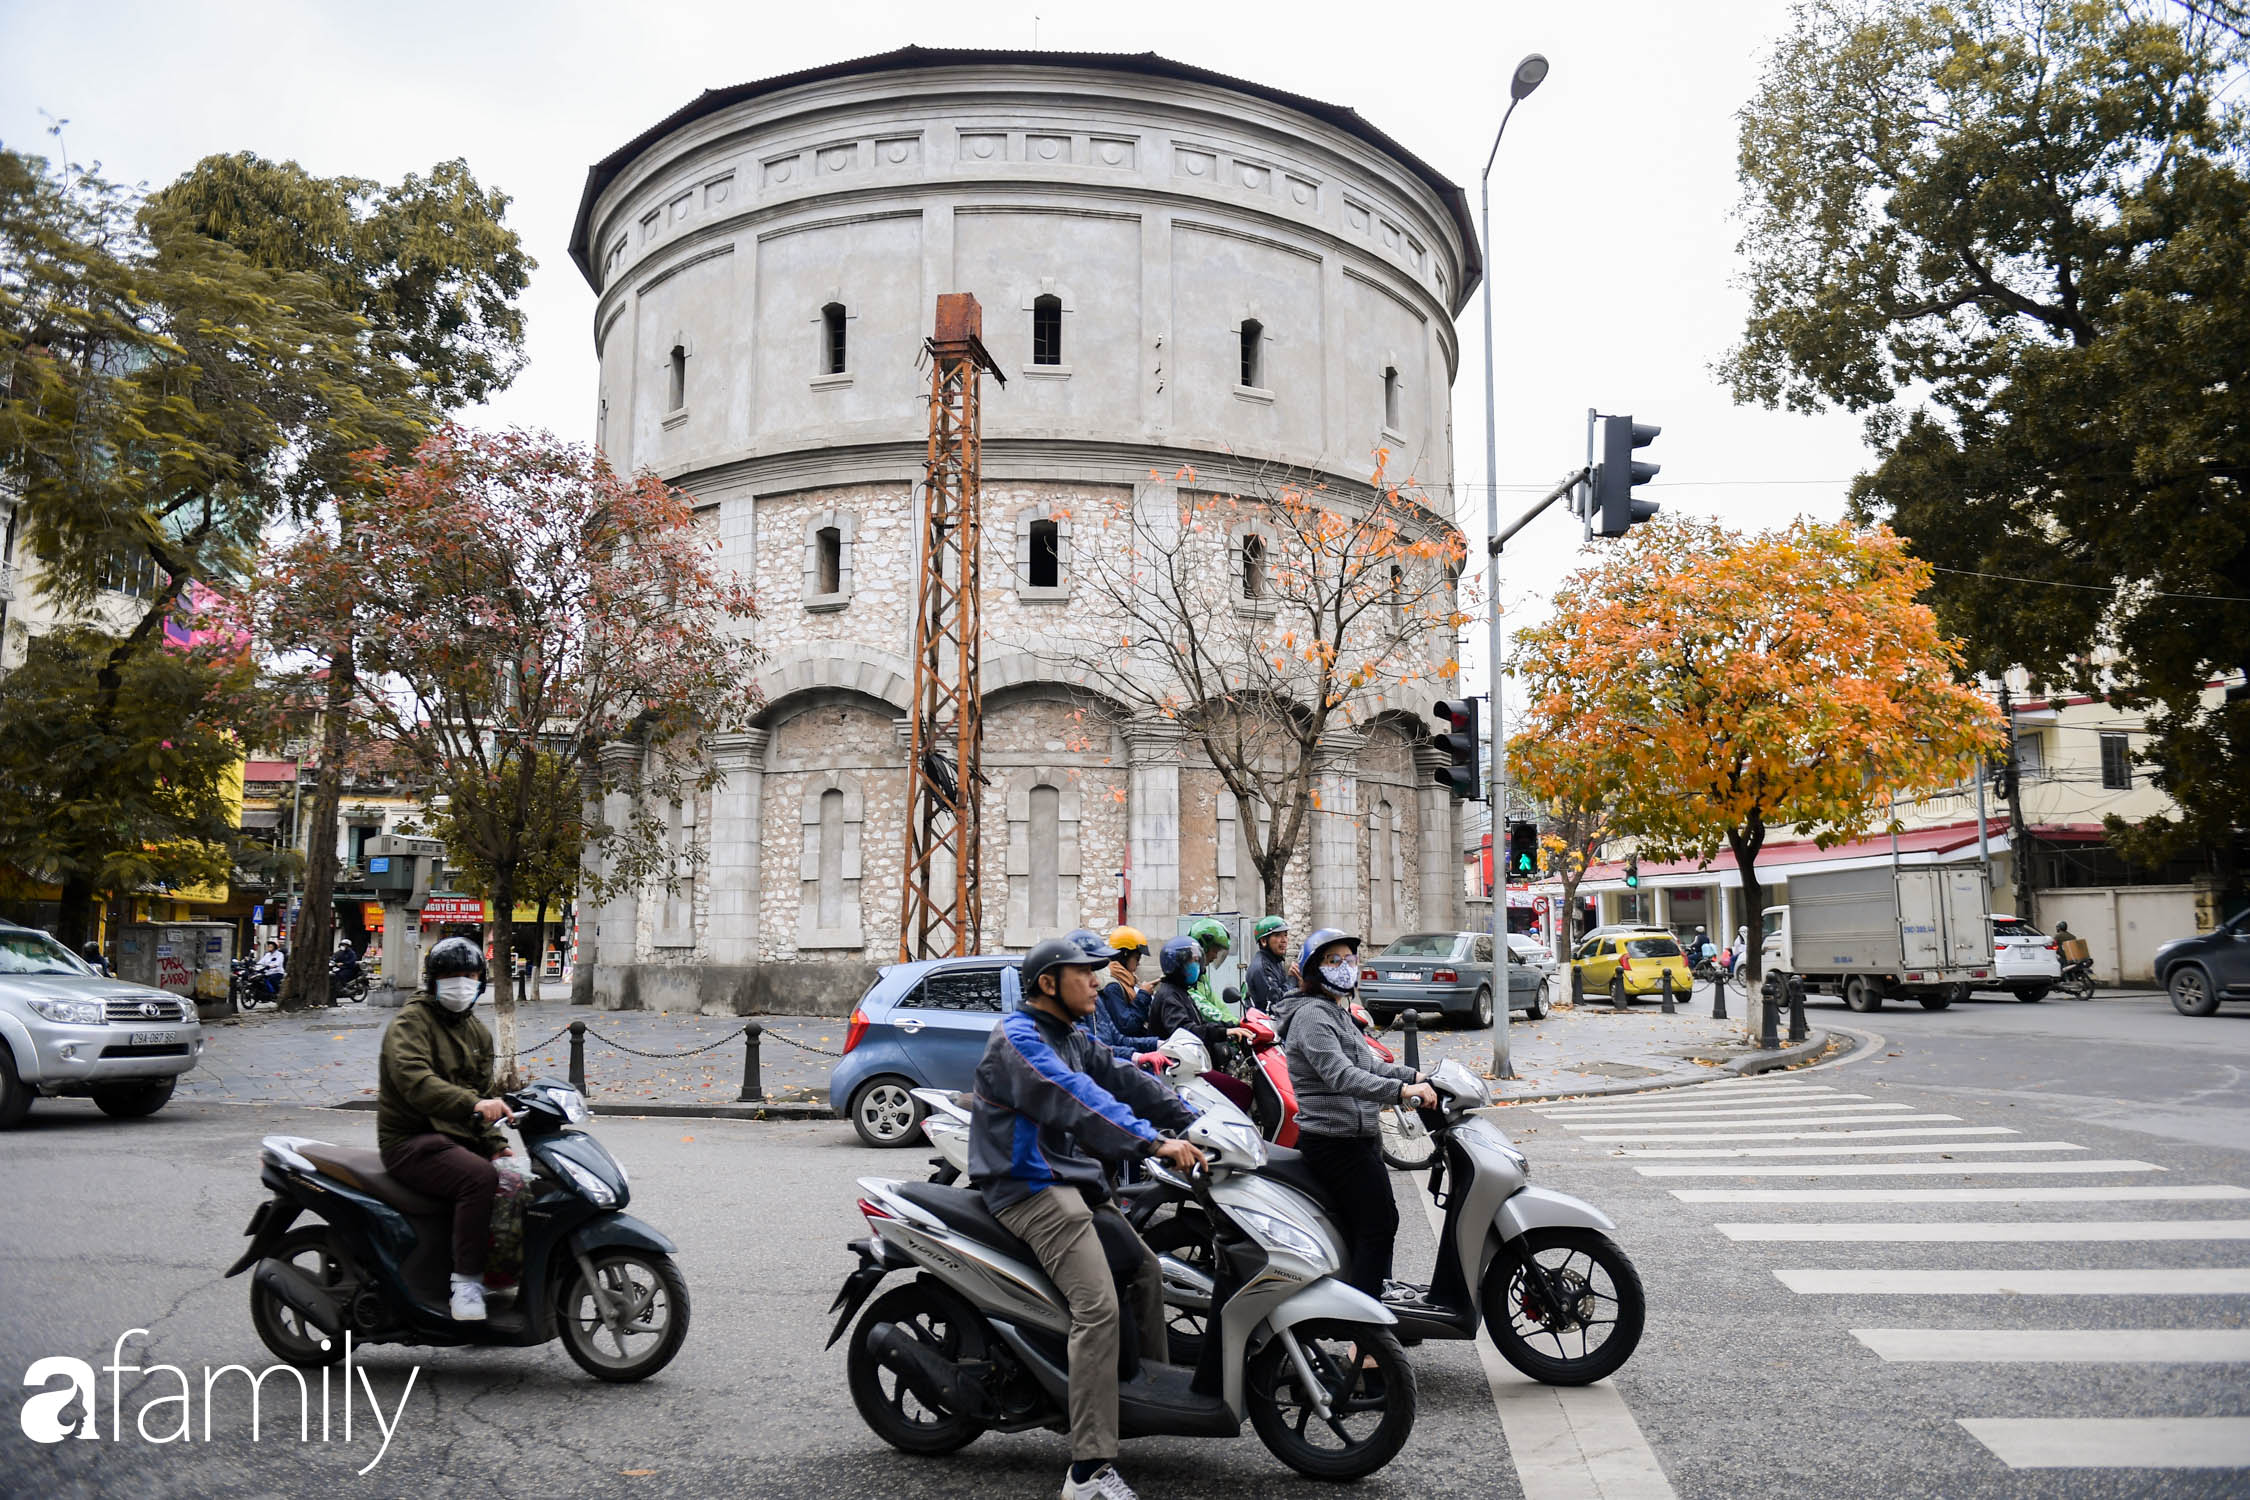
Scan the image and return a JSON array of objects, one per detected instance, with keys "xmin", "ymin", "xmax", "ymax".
[{"xmin": 1480, "ymin": 52, "xmax": 1548, "ymax": 1081}]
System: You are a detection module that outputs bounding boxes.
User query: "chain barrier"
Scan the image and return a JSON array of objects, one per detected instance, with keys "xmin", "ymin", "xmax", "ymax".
[
  {"xmin": 515, "ymin": 1020, "xmax": 845, "ymax": 1062},
  {"xmin": 515, "ymin": 1023, "xmax": 576, "ymax": 1055},
  {"xmin": 759, "ymin": 1029, "xmax": 843, "ymax": 1059}
]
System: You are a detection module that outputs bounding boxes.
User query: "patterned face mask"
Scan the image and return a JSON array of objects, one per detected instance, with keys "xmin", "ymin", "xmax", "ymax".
[{"xmin": 1319, "ymin": 960, "xmax": 1359, "ymax": 992}]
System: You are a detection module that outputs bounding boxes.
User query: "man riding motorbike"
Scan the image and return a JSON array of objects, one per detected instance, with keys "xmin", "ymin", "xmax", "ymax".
[
  {"xmin": 1273, "ymin": 929, "xmax": 1437, "ymax": 1303},
  {"xmin": 375, "ymin": 936, "xmax": 514, "ymax": 1322},
  {"xmin": 1245, "ymin": 915, "xmax": 1294, "ymax": 1013},
  {"xmin": 969, "ymin": 935, "xmax": 1206, "ymax": 1500}
]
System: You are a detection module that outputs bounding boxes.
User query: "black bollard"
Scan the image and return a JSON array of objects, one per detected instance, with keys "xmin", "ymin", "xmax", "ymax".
[
  {"xmin": 738, "ymin": 1020, "xmax": 764, "ymax": 1103},
  {"xmin": 1760, "ymin": 976, "xmax": 1781, "ymax": 1050},
  {"xmin": 1401, "ymin": 1010, "xmax": 1421, "ymax": 1073},
  {"xmin": 1571, "ymin": 965, "xmax": 1585, "ymax": 1007},
  {"xmin": 1787, "ymin": 977, "xmax": 1810, "ymax": 1043},
  {"xmin": 1660, "ymin": 968, "xmax": 1676, "ymax": 1015},
  {"xmin": 568, "ymin": 1020, "xmax": 588, "ymax": 1095},
  {"xmin": 1712, "ymin": 966, "xmax": 1729, "ymax": 1021}
]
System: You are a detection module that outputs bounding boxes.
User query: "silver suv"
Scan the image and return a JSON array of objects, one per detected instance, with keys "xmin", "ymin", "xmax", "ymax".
[{"xmin": 0, "ymin": 922, "xmax": 204, "ymax": 1128}]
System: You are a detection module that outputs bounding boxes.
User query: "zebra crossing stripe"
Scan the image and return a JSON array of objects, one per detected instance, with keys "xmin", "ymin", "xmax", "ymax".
[
  {"xmin": 1536, "ymin": 1093, "xmax": 1868, "ymax": 1116},
  {"xmin": 1564, "ymin": 1113, "xmax": 1968, "ymax": 1132},
  {"xmin": 1553, "ymin": 1104, "xmax": 1919, "ymax": 1123},
  {"xmin": 1775, "ymin": 1268, "xmax": 2250, "ymax": 1294},
  {"xmin": 1619, "ymin": 1140, "xmax": 2083, "ymax": 1159},
  {"xmin": 1717, "ymin": 1219, "xmax": 2250, "ymax": 1242},
  {"xmin": 1580, "ymin": 1126, "xmax": 2015, "ymax": 1144},
  {"xmin": 1959, "ymin": 1417, "xmax": 2250, "ymax": 1468},
  {"xmin": 1672, "ymin": 1185, "xmax": 2249, "ymax": 1204},
  {"xmin": 1637, "ymin": 1158, "xmax": 2160, "ymax": 1179},
  {"xmin": 1854, "ymin": 1328, "xmax": 2250, "ymax": 1361}
]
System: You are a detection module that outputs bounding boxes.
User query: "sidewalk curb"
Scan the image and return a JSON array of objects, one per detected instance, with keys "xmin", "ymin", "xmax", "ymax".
[
  {"xmin": 330, "ymin": 1098, "xmax": 838, "ymax": 1122},
  {"xmin": 1495, "ymin": 1025, "xmax": 1858, "ymax": 1105}
]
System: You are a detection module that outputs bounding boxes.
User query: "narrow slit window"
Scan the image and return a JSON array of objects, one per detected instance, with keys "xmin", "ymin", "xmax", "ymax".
[
  {"xmin": 1241, "ymin": 534, "xmax": 1267, "ymax": 601},
  {"xmin": 1383, "ymin": 366, "xmax": 1401, "ymax": 430},
  {"xmin": 666, "ymin": 344, "xmax": 686, "ymax": 410},
  {"xmin": 1028, "ymin": 519, "xmax": 1061, "ymax": 588},
  {"xmin": 2099, "ymin": 731, "xmax": 2132, "ymax": 790},
  {"xmin": 815, "ymin": 526, "xmax": 842, "ymax": 595},
  {"xmin": 1389, "ymin": 563, "xmax": 1405, "ymax": 625},
  {"xmin": 1032, "ymin": 294, "xmax": 1063, "ymax": 366},
  {"xmin": 1239, "ymin": 319, "xmax": 1264, "ymax": 388},
  {"xmin": 821, "ymin": 302, "xmax": 848, "ymax": 374}
]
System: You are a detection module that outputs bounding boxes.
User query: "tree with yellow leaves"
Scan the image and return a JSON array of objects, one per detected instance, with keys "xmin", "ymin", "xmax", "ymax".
[{"xmin": 1509, "ymin": 518, "xmax": 2002, "ymax": 983}]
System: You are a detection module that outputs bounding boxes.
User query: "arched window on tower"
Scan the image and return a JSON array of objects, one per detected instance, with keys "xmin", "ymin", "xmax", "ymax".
[
  {"xmin": 816, "ymin": 526, "xmax": 842, "ymax": 596},
  {"xmin": 1239, "ymin": 318, "xmax": 1265, "ymax": 388},
  {"xmin": 1027, "ymin": 519, "xmax": 1061, "ymax": 589},
  {"xmin": 1241, "ymin": 533, "xmax": 1268, "ymax": 601},
  {"xmin": 1032, "ymin": 294, "xmax": 1063, "ymax": 366},
  {"xmin": 821, "ymin": 302, "xmax": 848, "ymax": 375},
  {"xmin": 1383, "ymin": 365, "xmax": 1401, "ymax": 431},
  {"xmin": 666, "ymin": 343, "xmax": 687, "ymax": 411}
]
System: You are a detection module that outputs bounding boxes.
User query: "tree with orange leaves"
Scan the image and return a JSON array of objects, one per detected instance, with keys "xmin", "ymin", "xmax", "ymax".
[
  {"xmin": 1508, "ymin": 517, "xmax": 2002, "ymax": 985},
  {"xmin": 1041, "ymin": 453, "xmax": 1467, "ymax": 915}
]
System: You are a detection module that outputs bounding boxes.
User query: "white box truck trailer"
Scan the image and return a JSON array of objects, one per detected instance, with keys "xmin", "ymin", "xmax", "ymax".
[{"xmin": 1761, "ymin": 865, "xmax": 1994, "ymax": 1012}]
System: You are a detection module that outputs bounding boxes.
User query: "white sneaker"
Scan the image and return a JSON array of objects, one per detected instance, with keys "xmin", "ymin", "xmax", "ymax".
[
  {"xmin": 1060, "ymin": 1463, "xmax": 1137, "ymax": 1500},
  {"xmin": 448, "ymin": 1277, "xmax": 488, "ymax": 1321}
]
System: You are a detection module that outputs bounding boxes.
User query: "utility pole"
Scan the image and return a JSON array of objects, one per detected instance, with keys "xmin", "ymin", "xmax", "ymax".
[
  {"xmin": 1998, "ymin": 679, "xmax": 2030, "ymax": 917},
  {"xmin": 900, "ymin": 294, "xmax": 1002, "ymax": 960}
]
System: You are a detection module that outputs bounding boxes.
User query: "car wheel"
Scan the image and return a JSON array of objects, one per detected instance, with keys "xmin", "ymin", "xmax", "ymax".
[
  {"xmin": 0, "ymin": 1045, "xmax": 31, "ymax": 1129},
  {"xmin": 92, "ymin": 1078, "xmax": 176, "ymax": 1119},
  {"xmin": 1525, "ymin": 980, "xmax": 1552, "ymax": 1021},
  {"xmin": 849, "ymin": 1077, "xmax": 928, "ymax": 1148},
  {"xmin": 2169, "ymin": 965, "xmax": 2221, "ymax": 1018},
  {"xmin": 1844, "ymin": 976, "xmax": 1883, "ymax": 1013},
  {"xmin": 2018, "ymin": 985, "xmax": 2049, "ymax": 1003},
  {"xmin": 1918, "ymin": 993, "xmax": 1953, "ymax": 1011},
  {"xmin": 1472, "ymin": 986, "xmax": 1494, "ymax": 1029}
]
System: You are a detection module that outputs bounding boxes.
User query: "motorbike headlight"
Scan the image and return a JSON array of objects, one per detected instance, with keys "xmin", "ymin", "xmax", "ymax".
[
  {"xmin": 554, "ymin": 1155, "xmax": 617, "ymax": 1206},
  {"xmin": 1232, "ymin": 1206, "xmax": 1337, "ymax": 1272},
  {"xmin": 27, "ymin": 998, "xmax": 105, "ymax": 1026},
  {"xmin": 554, "ymin": 1087, "xmax": 590, "ymax": 1125}
]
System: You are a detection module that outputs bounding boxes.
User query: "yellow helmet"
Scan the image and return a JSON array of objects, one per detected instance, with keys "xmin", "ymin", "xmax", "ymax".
[{"xmin": 1107, "ymin": 925, "xmax": 1150, "ymax": 956}]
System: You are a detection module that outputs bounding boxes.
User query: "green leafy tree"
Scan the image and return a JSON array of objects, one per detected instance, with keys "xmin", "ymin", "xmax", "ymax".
[
  {"xmin": 1726, "ymin": 0, "xmax": 2250, "ymax": 896},
  {"xmin": 417, "ymin": 750, "xmax": 582, "ymax": 991},
  {"xmin": 0, "ymin": 145, "xmax": 398, "ymax": 946},
  {"xmin": 149, "ymin": 152, "xmax": 531, "ymax": 1006}
]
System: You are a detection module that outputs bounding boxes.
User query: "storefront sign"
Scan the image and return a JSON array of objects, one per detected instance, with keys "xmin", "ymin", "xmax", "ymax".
[
  {"xmin": 418, "ymin": 896, "xmax": 486, "ymax": 925},
  {"xmin": 362, "ymin": 902, "xmax": 385, "ymax": 930}
]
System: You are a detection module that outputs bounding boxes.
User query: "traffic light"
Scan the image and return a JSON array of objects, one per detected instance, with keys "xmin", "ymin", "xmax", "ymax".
[
  {"xmin": 1430, "ymin": 698, "xmax": 1480, "ymax": 800},
  {"xmin": 1593, "ymin": 414, "xmax": 1661, "ymax": 537},
  {"xmin": 1623, "ymin": 854, "xmax": 1641, "ymax": 889},
  {"xmin": 1506, "ymin": 821, "xmax": 1538, "ymax": 879}
]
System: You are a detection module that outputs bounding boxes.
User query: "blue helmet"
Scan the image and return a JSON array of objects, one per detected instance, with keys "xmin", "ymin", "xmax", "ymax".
[
  {"xmin": 1298, "ymin": 928, "xmax": 1361, "ymax": 980},
  {"xmin": 1065, "ymin": 927, "xmax": 1120, "ymax": 963},
  {"xmin": 1159, "ymin": 934, "xmax": 1200, "ymax": 979}
]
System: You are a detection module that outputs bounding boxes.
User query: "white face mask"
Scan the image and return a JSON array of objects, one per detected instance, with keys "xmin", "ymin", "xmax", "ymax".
[
  {"xmin": 435, "ymin": 976, "xmax": 481, "ymax": 1012},
  {"xmin": 1319, "ymin": 960, "xmax": 1359, "ymax": 993}
]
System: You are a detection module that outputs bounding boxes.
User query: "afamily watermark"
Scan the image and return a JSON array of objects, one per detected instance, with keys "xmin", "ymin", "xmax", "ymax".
[{"xmin": 19, "ymin": 1328, "xmax": 419, "ymax": 1475}]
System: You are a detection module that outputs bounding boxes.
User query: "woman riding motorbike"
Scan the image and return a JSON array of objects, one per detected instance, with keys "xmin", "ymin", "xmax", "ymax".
[{"xmin": 1272, "ymin": 929, "xmax": 1438, "ymax": 1302}]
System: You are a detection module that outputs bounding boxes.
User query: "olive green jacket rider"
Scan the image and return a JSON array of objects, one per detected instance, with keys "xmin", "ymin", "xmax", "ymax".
[{"xmin": 376, "ymin": 995, "xmax": 506, "ymax": 1156}]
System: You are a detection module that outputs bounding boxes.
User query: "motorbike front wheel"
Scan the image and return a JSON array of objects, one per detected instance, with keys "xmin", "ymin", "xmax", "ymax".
[
  {"xmin": 1246, "ymin": 1319, "xmax": 1416, "ymax": 1479},
  {"xmin": 555, "ymin": 1247, "xmax": 690, "ymax": 1382},
  {"xmin": 846, "ymin": 1281, "xmax": 989, "ymax": 1455},
  {"xmin": 1379, "ymin": 1106, "xmax": 1437, "ymax": 1171},
  {"xmin": 1483, "ymin": 1227, "xmax": 1645, "ymax": 1386}
]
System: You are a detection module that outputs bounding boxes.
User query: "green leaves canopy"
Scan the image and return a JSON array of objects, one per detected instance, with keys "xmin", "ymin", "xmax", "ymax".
[{"xmin": 1726, "ymin": 0, "xmax": 2250, "ymax": 869}]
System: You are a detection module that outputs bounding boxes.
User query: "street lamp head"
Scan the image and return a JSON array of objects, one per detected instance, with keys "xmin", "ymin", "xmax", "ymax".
[{"xmin": 1510, "ymin": 53, "xmax": 1550, "ymax": 100}]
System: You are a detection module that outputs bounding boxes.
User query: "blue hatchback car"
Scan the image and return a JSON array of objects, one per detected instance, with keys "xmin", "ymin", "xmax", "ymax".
[{"xmin": 829, "ymin": 957, "xmax": 1023, "ymax": 1147}]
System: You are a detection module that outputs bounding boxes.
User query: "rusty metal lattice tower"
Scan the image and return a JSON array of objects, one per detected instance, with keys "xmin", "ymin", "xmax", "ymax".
[{"xmin": 900, "ymin": 293, "xmax": 1004, "ymax": 960}]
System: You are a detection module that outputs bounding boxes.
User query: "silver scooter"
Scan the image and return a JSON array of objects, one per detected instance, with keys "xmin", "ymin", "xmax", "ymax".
[{"xmin": 832, "ymin": 1091, "xmax": 1416, "ymax": 1479}]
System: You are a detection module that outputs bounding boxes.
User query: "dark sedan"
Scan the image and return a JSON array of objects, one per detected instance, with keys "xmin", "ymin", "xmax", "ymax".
[
  {"xmin": 2154, "ymin": 910, "xmax": 2250, "ymax": 1016},
  {"xmin": 1359, "ymin": 931, "xmax": 1549, "ymax": 1028}
]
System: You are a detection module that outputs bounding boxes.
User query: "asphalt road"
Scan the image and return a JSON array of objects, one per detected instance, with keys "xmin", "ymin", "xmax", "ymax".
[{"xmin": 2, "ymin": 990, "xmax": 2243, "ymax": 1499}]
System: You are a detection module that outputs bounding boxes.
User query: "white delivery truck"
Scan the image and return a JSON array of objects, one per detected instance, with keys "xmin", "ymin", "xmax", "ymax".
[{"xmin": 1761, "ymin": 865, "xmax": 1994, "ymax": 1013}]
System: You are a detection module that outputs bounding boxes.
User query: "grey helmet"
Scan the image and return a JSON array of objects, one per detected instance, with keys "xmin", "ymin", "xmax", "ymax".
[{"xmin": 1022, "ymin": 935, "xmax": 1105, "ymax": 998}]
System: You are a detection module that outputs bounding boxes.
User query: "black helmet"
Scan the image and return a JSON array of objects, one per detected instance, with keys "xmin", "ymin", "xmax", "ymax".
[
  {"xmin": 1022, "ymin": 936, "xmax": 1103, "ymax": 999},
  {"xmin": 423, "ymin": 936, "xmax": 487, "ymax": 986}
]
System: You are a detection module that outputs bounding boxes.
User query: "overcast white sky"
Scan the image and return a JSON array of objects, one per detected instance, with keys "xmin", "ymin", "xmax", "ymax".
[{"xmin": 1, "ymin": 0, "xmax": 1873, "ymax": 701}]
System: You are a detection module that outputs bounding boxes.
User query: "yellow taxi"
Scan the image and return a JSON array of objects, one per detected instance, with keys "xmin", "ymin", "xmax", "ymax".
[{"xmin": 1570, "ymin": 926, "xmax": 1695, "ymax": 1005}]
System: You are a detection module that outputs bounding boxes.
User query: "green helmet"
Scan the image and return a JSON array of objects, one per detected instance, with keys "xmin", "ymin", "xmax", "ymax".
[
  {"xmin": 1189, "ymin": 917, "xmax": 1231, "ymax": 951},
  {"xmin": 1254, "ymin": 915, "xmax": 1289, "ymax": 940}
]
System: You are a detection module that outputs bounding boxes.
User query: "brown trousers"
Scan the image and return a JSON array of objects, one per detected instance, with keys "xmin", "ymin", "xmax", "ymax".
[
  {"xmin": 995, "ymin": 1187, "xmax": 1168, "ymax": 1464},
  {"xmin": 381, "ymin": 1133, "xmax": 499, "ymax": 1277}
]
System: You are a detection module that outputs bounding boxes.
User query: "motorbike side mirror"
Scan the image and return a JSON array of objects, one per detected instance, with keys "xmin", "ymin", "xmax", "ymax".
[{"xmin": 1222, "ymin": 986, "xmax": 1242, "ymax": 1008}]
